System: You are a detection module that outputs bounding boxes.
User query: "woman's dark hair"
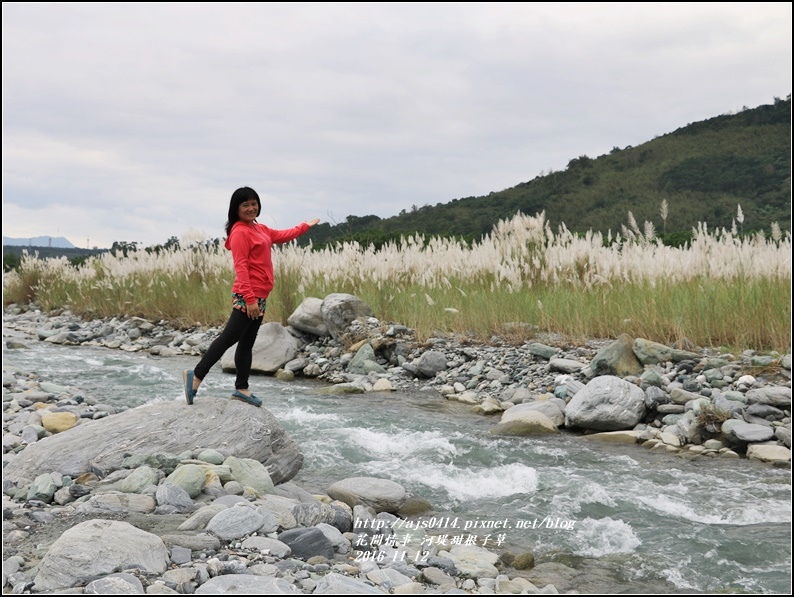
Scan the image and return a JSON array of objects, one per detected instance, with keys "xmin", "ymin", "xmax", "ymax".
[{"xmin": 225, "ymin": 187, "xmax": 261, "ymax": 236}]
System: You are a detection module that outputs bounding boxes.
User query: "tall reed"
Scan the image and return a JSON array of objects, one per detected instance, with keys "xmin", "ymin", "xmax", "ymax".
[{"xmin": 3, "ymin": 213, "xmax": 790, "ymax": 352}]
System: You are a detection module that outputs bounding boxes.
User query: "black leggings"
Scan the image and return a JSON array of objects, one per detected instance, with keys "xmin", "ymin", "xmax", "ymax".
[{"xmin": 194, "ymin": 309, "xmax": 263, "ymax": 390}]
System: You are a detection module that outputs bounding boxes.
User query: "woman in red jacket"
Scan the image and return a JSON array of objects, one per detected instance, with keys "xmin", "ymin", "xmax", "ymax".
[{"xmin": 183, "ymin": 187, "xmax": 319, "ymax": 407}]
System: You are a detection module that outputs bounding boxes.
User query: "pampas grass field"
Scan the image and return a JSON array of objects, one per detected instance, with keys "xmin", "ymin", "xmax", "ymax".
[{"xmin": 3, "ymin": 211, "xmax": 790, "ymax": 353}]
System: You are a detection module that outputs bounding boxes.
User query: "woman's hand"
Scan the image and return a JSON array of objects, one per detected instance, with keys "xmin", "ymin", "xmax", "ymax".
[
  {"xmin": 245, "ymin": 302, "xmax": 261, "ymax": 319},
  {"xmin": 306, "ymin": 218, "xmax": 320, "ymax": 227}
]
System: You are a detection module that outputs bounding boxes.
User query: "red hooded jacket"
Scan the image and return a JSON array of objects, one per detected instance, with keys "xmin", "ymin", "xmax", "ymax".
[{"xmin": 224, "ymin": 220, "xmax": 310, "ymax": 304}]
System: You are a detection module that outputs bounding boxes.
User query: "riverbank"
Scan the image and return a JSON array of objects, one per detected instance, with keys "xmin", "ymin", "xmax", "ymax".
[
  {"xmin": 4, "ymin": 298, "xmax": 792, "ymax": 466},
  {"xmin": 2, "ymin": 300, "xmax": 792, "ymax": 593}
]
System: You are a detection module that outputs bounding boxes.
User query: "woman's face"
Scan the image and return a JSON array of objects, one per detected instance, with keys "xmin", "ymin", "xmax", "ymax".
[{"xmin": 238, "ymin": 199, "xmax": 259, "ymax": 224}]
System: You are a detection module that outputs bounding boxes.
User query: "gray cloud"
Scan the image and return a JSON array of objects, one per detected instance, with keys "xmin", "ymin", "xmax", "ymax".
[{"xmin": 2, "ymin": 2, "xmax": 791, "ymax": 248}]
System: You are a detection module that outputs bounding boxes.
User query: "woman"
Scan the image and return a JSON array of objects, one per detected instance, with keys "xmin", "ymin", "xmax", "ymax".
[{"xmin": 183, "ymin": 186, "xmax": 319, "ymax": 407}]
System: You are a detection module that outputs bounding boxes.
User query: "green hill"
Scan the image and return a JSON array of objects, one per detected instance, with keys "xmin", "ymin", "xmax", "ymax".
[{"xmin": 302, "ymin": 96, "xmax": 791, "ymax": 248}]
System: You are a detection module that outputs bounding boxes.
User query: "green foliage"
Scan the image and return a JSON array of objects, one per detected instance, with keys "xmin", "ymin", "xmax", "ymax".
[
  {"xmin": 661, "ymin": 230, "xmax": 695, "ymax": 248},
  {"xmin": 299, "ymin": 97, "xmax": 791, "ymax": 248},
  {"xmin": 111, "ymin": 241, "xmax": 139, "ymax": 257},
  {"xmin": 145, "ymin": 236, "xmax": 181, "ymax": 254},
  {"xmin": 3, "ymin": 251, "xmax": 21, "ymax": 273},
  {"xmin": 3, "ymin": 245, "xmax": 107, "ymax": 263}
]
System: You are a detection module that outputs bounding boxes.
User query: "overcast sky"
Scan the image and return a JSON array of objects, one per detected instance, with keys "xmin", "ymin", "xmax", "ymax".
[{"xmin": 2, "ymin": 2, "xmax": 791, "ymax": 249}]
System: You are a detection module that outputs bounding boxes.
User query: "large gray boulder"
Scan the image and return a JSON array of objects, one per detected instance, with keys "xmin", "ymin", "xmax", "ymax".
[
  {"xmin": 222, "ymin": 322, "xmax": 298, "ymax": 374},
  {"xmin": 565, "ymin": 375, "xmax": 646, "ymax": 431},
  {"xmin": 321, "ymin": 293, "xmax": 374, "ymax": 340},
  {"xmin": 3, "ymin": 399, "xmax": 303, "ymax": 485},
  {"xmin": 287, "ymin": 297, "xmax": 329, "ymax": 337},
  {"xmin": 33, "ymin": 519, "xmax": 168, "ymax": 591}
]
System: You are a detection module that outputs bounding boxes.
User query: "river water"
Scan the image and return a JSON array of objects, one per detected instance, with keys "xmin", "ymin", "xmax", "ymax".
[{"xmin": 2, "ymin": 331, "xmax": 791, "ymax": 594}]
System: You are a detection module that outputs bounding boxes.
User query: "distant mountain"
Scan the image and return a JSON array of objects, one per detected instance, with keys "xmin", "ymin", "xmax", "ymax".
[{"xmin": 2, "ymin": 236, "xmax": 75, "ymax": 248}]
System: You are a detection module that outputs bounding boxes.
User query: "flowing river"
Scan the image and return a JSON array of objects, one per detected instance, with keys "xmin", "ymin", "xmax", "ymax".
[{"xmin": 2, "ymin": 330, "xmax": 791, "ymax": 594}]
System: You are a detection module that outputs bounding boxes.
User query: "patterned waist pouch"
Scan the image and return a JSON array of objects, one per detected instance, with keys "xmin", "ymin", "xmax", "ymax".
[{"xmin": 232, "ymin": 292, "xmax": 267, "ymax": 314}]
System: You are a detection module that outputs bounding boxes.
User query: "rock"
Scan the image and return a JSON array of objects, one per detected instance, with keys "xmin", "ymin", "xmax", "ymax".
[
  {"xmin": 414, "ymin": 351, "xmax": 448, "ymax": 378},
  {"xmin": 287, "ymin": 297, "xmax": 330, "ymax": 337},
  {"xmin": 206, "ymin": 504, "xmax": 266, "ymax": 540},
  {"xmin": 565, "ymin": 376, "xmax": 646, "ymax": 431},
  {"xmin": 33, "ymin": 519, "xmax": 168, "ymax": 591},
  {"xmin": 3, "ymin": 400, "xmax": 303, "ymax": 486},
  {"xmin": 313, "ymin": 572, "xmax": 388, "ymax": 594},
  {"xmin": 590, "ymin": 334, "xmax": 643, "ymax": 377},
  {"xmin": 502, "ymin": 401, "xmax": 565, "ymax": 427},
  {"xmin": 40, "ymin": 411, "xmax": 79, "ymax": 433},
  {"xmin": 633, "ymin": 338, "xmax": 700, "ymax": 364},
  {"xmin": 442, "ymin": 544, "xmax": 499, "ymax": 578},
  {"xmin": 327, "ymin": 477, "xmax": 407, "ymax": 513},
  {"xmin": 583, "ymin": 430, "xmax": 642, "ymax": 444},
  {"xmin": 730, "ymin": 423, "xmax": 775, "ymax": 443},
  {"xmin": 348, "ymin": 343, "xmax": 387, "ymax": 375},
  {"xmin": 224, "ymin": 456, "xmax": 275, "ymax": 496},
  {"xmin": 490, "ymin": 410, "xmax": 560, "ymax": 435},
  {"xmin": 195, "ymin": 575, "xmax": 302, "ymax": 594},
  {"xmin": 746, "ymin": 444, "xmax": 791, "ymax": 463},
  {"xmin": 84, "ymin": 573, "xmax": 145, "ymax": 594},
  {"xmin": 513, "ymin": 551, "xmax": 536, "ymax": 570},
  {"xmin": 745, "ymin": 387, "xmax": 791, "ymax": 408},
  {"xmin": 241, "ymin": 536, "xmax": 292, "ymax": 558},
  {"xmin": 548, "ymin": 358, "xmax": 587, "ymax": 373},
  {"xmin": 527, "ymin": 343, "xmax": 559, "ymax": 360},
  {"xmin": 222, "ymin": 322, "xmax": 299, "ymax": 374},
  {"xmin": 277, "ymin": 527, "xmax": 335, "ymax": 560},
  {"xmin": 321, "ymin": 294, "xmax": 375, "ymax": 340}
]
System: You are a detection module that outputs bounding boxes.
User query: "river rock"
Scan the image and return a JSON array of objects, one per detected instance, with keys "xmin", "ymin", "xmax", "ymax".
[
  {"xmin": 85, "ymin": 573, "xmax": 145, "ymax": 594},
  {"xmin": 277, "ymin": 527, "xmax": 335, "ymax": 559},
  {"xmin": 327, "ymin": 477, "xmax": 407, "ymax": 513},
  {"xmin": 565, "ymin": 376, "xmax": 646, "ymax": 431},
  {"xmin": 321, "ymin": 294, "xmax": 375, "ymax": 340},
  {"xmin": 195, "ymin": 574, "xmax": 302, "ymax": 594},
  {"xmin": 33, "ymin": 519, "xmax": 169, "ymax": 591},
  {"xmin": 206, "ymin": 504, "xmax": 266, "ymax": 540},
  {"xmin": 222, "ymin": 322, "xmax": 299, "ymax": 374},
  {"xmin": 3, "ymin": 400, "xmax": 303, "ymax": 486},
  {"xmin": 490, "ymin": 409, "xmax": 560, "ymax": 436},
  {"xmin": 287, "ymin": 297, "xmax": 329, "ymax": 337},
  {"xmin": 348, "ymin": 343, "xmax": 387, "ymax": 375},
  {"xmin": 746, "ymin": 444, "xmax": 791, "ymax": 463},
  {"xmin": 548, "ymin": 358, "xmax": 587, "ymax": 373},
  {"xmin": 313, "ymin": 572, "xmax": 388, "ymax": 594},
  {"xmin": 40, "ymin": 411, "xmax": 79, "ymax": 433},
  {"xmin": 442, "ymin": 544, "xmax": 499, "ymax": 578},
  {"xmin": 224, "ymin": 456, "xmax": 275, "ymax": 496},
  {"xmin": 413, "ymin": 351, "xmax": 448, "ymax": 378},
  {"xmin": 509, "ymin": 400, "xmax": 565, "ymax": 426},
  {"xmin": 590, "ymin": 334, "xmax": 643, "ymax": 377},
  {"xmin": 633, "ymin": 338, "xmax": 700, "ymax": 364},
  {"xmin": 729, "ymin": 423, "xmax": 776, "ymax": 443},
  {"xmin": 583, "ymin": 430, "xmax": 642, "ymax": 444},
  {"xmin": 744, "ymin": 387, "xmax": 792, "ymax": 407}
]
